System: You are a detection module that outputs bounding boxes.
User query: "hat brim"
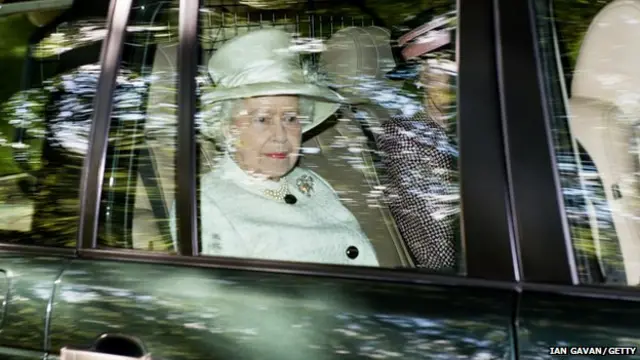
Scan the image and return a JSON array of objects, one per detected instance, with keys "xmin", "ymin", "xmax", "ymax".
[{"xmin": 202, "ymin": 82, "xmax": 347, "ymax": 133}]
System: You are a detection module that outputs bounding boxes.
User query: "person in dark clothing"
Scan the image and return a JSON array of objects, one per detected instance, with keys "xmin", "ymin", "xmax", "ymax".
[
  {"xmin": 378, "ymin": 109, "xmax": 458, "ymax": 271},
  {"xmin": 378, "ymin": 12, "xmax": 460, "ymax": 272},
  {"xmin": 319, "ymin": 11, "xmax": 460, "ymax": 271}
]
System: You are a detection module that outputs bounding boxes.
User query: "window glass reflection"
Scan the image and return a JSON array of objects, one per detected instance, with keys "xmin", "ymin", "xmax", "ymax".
[
  {"xmin": 0, "ymin": 4, "xmax": 109, "ymax": 247},
  {"xmin": 190, "ymin": 0, "xmax": 462, "ymax": 271},
  {"xmin": 97, "ymin": 2, "xmax": 180, "ymax": 252},
  {"xmin": 537, "ymin": 0, "xmax": 640, "ymax": 285}
]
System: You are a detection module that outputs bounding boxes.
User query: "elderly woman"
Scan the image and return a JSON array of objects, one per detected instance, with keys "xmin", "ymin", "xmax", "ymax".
[{"xmin": 172, "ymin": 29, "xmax": 379, "ymax": 266}]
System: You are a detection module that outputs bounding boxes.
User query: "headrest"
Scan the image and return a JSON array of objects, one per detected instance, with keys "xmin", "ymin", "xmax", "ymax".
[
  {"xmin": 320, "ymin": 26, "xmax": 396, "ymax": 93},
  {"xmin": 572, "ymin": 0, "xmax": 640, "ymax": 114}
]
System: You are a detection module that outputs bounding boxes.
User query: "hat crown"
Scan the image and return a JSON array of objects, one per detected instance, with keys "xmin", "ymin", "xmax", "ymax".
[
  {"xmin": 208, "ymin": 29, "xmax": 305, "ymax": 88},
  {"xmin": 204, "ymin": 28, "xmax": 344, "ymax": 135}
]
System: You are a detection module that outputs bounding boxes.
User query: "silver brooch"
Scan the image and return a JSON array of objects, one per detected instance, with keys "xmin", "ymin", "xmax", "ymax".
[{"xmin": 296, "ymin": 174, "xmax": 315, "ymax": 197}]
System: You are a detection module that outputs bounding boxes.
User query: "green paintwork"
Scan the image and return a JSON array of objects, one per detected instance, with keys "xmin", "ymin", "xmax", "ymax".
[
  {"xmin": 0, "ymin": 345, "xmax": 45, "ymax": 360},
  {"xmin": 48, "ymin": 259, "xmax": 513, "ymax": 359},
  {"xmin": 0, "ymin": 253, "xmax": 69, "ymax": 358},
  {"xmin": 5, "ymin": 252, "xmax": 640, "ymax": 360},
  {"xmin": 518, "ymin": 291, "xmax": 640, "ymax": 359}
]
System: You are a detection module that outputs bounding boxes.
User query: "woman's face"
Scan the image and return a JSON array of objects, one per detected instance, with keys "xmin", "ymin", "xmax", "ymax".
[
  {"xmin": 229, "ymin": 95, "xmax": 302, "ymax": 179},
  {"xmin": 420, "ymin": 59, "xmax": 456, "ymax": 128}
]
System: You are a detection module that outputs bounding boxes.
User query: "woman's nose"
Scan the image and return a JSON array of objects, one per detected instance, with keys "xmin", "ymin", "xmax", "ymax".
[{"xmin": 272, "ymin": 119, "xmax": 287, "ymax": 141}]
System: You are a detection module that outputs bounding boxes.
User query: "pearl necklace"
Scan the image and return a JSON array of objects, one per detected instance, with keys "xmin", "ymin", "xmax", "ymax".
[{"xmin": 263, "ymin": 181, "xmax": 290, "ymax": 201}]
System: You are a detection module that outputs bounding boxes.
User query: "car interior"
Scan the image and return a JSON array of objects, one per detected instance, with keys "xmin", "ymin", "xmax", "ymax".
[
  {"xmin": 134, "ymin": 0, "xmax": 422, "ymax": 267},
  {"xmin": 566, "ymin": 0, "xmax": 640, "ymax": 285},
  {"xmin": 1, "ymin": 0, "xmax": 460, "ymax": 271}
]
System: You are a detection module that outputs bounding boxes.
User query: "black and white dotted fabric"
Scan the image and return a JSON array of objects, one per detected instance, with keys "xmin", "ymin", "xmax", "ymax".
[{"xmin": 377, "ymin": 111, "xmax": 458, "ymax": 271}]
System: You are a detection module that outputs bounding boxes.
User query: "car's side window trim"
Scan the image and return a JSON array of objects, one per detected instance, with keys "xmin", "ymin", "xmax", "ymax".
[
  {"xmin": 494, "ymin": 0, "xmax": 578, "ymax": 284},
  {"xmin": 456, "ymin": 0, "xmax": 516, "ymax": 281},
  {"xmin": 521, "ymin": 282, "xmax": 640, "ymax": 300},
  {"xmin": 76, "ymin": 0, "xmax": 133, "ymax": 250},
  {"xmin": 0, "ymin": 243, "xmax": 76, "ymax": 256},
  {"xmin": 76, "ymin": 246, "xmax": 520, "ymax": 289},
  {"xmin": 175, "ymin": 0, "xmax": 200, "ymax": 256}
]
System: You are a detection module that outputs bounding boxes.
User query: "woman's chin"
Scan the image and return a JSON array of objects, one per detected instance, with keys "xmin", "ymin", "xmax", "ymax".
[
  {"xmin": 262, "ymin": 166, "xmax": 294, "ymax": 179},
  {"xmin": 257, "ymin": 160, "xmax": 293, "ymax": 175}
]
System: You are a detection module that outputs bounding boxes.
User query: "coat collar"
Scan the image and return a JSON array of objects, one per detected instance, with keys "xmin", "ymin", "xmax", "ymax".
[{"xmin": 216, "ymin": 153, "xmax": 289, "ymax": 195}]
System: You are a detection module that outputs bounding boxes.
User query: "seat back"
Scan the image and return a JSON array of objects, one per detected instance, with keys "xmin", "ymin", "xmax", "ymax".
[
  {"xmin": 300, "ymin": 106, "xmax": 414, "ymax": 267},
  {"xmin": 569, "ymin": 0, "xmax": 640, "ymax": 284},
  {"xmin": 320, "ymin": 26, "xmax": 396, "ymax": 95},
  {"xmin": 567, "ymin": 97, "xmax": 635, "ymax": 283},
  {"xmin": 132, "ymin": 40, "xmax": 179, "ymax": 251},
  {"xmin": 572, "ymin": 1, "xmax": 640, "ymax": 109}
]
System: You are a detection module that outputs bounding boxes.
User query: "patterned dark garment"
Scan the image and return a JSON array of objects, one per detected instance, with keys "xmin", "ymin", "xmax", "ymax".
[{"xmin": 377, "ymin": 111, "xmax": 459, "ymax": 272}]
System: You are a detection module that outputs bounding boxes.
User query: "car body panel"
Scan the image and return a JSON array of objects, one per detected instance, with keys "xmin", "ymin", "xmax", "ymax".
[
  {"xmin": 0, "ymin": 345, "xmax": 45, "ymax": 360},
  {"xmin": 0, "ymin": 253, "xmax": 69, "ymax": 358},
  {"xmin": 48, "ymin": 259, "xmax": 514, "ymax": 359},
  {"xmin": 518, "ymin": 289, "xmax": 640, "ymax": 359}
]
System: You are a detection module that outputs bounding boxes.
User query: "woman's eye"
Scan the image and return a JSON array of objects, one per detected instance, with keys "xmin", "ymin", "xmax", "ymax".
[
  {"xmin": 253, "ymin": 116, "xmax": 268, "ymax": 124},
  {"xmin": 284, "ymin": 114, "xmax": 299, "ymax": 124}
]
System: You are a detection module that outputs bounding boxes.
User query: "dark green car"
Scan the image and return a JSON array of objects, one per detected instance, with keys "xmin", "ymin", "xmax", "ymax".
[{"xmin": 1, "ymin": 0, "xmax": 640, "ymax": 359}]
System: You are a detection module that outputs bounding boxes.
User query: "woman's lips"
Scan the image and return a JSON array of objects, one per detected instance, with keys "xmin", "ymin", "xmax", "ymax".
[{"xmin": 265, "ymin": 152, "xmax": 288, "ymax": 159}]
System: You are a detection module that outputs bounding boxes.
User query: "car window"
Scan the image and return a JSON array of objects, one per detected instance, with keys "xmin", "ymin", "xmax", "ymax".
[
  {"xmin": 536, "ymin": 0, "xmax": 640, "ymax": 285},
  {"xmin": 99, "ymin": 0, "xmax": 463, "ymax": 273},
  {"xmin": 96, "ymin": 0, "xmax": 179, "ymax": 252},
  {"xmin": 0, "ymin": 1, "xmax": 109, "ymax": 247}
]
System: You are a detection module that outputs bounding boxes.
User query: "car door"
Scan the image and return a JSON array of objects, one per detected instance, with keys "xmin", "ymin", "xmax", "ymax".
[
  {"xmin": 0, "ymin": 252, "xmax": 70, "ymax": 360},
  {"xmin": 495, "ymin": 0, "xmax": 640, "ymax": 358},
  {"xmin": 50, "ymin": 260, "xmax": 515, "ymax": 359},
  {"xmin": 40, "ymin": 0, "xmax": 517, "ymax": 359},
  {"xmin": 0, "ymin": 0, "xmax": 112, "ymax": 359}
]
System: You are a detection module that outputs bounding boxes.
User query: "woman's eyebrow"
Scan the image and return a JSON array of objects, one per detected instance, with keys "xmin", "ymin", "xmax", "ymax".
[{"xmin": 248, "ymin": 107, "xmax": 273, "ymax": 116}]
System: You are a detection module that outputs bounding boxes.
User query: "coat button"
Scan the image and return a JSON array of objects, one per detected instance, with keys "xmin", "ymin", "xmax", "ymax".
[
  {"xmin": 346, "ymin": 246, "xmax": 359, "ymax": 259},
  {"xmin": 284, "ymin": 194, "xmax": 297, "ymax": 204}
]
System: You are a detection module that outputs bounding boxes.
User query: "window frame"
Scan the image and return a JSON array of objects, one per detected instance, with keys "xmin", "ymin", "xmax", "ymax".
[
  {"xmin": 495, "ymin": 0, "xmax": 640, "ymax": 294},
  {"xmin": 1, "ymin": 0, "xmax": 520, "ymax": 285},
  {"xmin": 175, "ymin": 0, "xmax": 199, "ymax": 257},
  {"xmin": 492, "ymin": 0, "xmax": 578, "ymax": 285},
  {"xmin": 76, "ymin": 0, "xmax": 134, "ymax": 250}
]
